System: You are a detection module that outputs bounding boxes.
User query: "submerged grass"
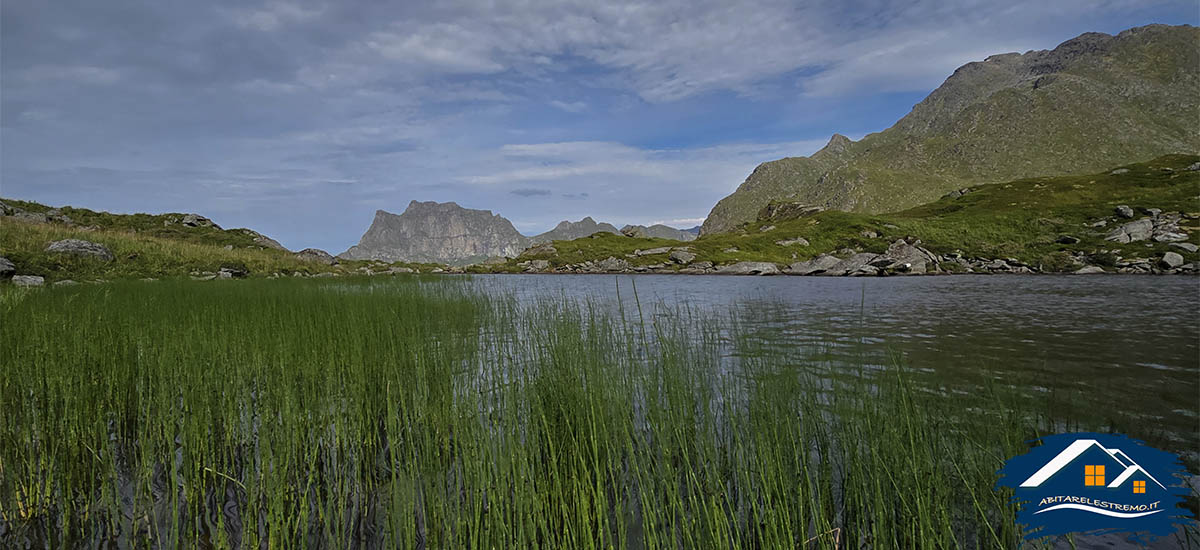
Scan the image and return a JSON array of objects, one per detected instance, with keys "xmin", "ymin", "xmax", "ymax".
[{"xmin": 0, "ymin": 277, "xmax": 1186, "ymax": 548}]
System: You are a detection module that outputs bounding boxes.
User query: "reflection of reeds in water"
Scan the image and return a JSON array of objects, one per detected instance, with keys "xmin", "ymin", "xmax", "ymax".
[{"xmin": 2, "ymin": 276, "xmax": 1181, "ymax": 549}]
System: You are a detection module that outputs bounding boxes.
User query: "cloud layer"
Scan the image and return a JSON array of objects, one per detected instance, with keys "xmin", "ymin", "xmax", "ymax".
[{"xmin": 2, "ymin": 0, "xmax": 1193, "ymax": 251}]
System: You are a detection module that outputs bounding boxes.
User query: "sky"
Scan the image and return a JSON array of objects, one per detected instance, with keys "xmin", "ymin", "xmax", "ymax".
[{"xmin": 2, "ymin": 1, "xmax": 1196, "ymax": 253}]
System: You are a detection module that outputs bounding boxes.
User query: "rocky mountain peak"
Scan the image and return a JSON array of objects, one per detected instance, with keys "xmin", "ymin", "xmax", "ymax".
[{"xmin": 340, "ymin": 201, "xmax": 530, "ymax": 265}]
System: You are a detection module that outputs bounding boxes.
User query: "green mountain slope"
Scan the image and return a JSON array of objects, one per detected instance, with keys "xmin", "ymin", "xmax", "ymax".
[
  {"xmin": 702, "ymin": 24, "xmax": 1200, "ymax": 234},
  {"xmin": 476, "ymin": 155, "xmax": 1199, "ymax": 274}
]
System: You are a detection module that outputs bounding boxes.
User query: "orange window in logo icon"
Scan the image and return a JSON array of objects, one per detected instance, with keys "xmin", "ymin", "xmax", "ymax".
[
  {"xmin": 1084, "ymin": 465, "xmax": 1106, "ymax": 486},
  {"xmin": 1133, "ymin": 480, "xmax": 1146, "ymax": 494}
]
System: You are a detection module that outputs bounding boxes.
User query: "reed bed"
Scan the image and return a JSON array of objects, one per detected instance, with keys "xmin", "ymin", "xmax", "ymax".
[{"xmin": 0, "ymin": 276, "xmax": 1106, "ymax": 548}]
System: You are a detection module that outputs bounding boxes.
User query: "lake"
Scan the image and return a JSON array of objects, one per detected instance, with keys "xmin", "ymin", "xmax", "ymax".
[{"xmin": 470, "ymin": 274, "xmax": 1200, "ymax": 458}]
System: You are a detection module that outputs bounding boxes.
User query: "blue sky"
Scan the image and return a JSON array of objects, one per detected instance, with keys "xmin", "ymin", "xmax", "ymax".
[{"xmin": 2, "ymin": 0, "xmax": 1196, "ymax": 253}]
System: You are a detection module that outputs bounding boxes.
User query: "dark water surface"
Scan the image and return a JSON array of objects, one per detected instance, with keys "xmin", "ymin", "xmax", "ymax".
[{"xmin": 469, "ymin": 274, "xmax": 1200, "ymax": 457}]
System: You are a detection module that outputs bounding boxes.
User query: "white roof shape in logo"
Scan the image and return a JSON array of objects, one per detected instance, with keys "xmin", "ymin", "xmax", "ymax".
[{"xmin": 1019, "ymin": 439, "xmax": 1165, "ymax": 490}]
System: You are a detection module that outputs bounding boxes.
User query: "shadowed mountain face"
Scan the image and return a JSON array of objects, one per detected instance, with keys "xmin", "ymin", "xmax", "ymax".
[
  {"xmin": 701, "ymin": 24, "xmax": 1200, "ymax": 234},
  {"xmin": 620, "ymin": 224, "xmax": 698, "ymax": 241},
  {"xmin": 531, "ymin": 217, "xmax": 620, "ymax": 244},
  {"xmin": 339, "ymin": 201, "xmax": 530, "ymax": 265}
]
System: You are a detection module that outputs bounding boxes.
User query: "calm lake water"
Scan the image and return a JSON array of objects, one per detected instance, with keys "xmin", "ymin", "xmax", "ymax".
[{"xmin": 468, "ymin": 274, "xmax": 1200, "ymax": 458}]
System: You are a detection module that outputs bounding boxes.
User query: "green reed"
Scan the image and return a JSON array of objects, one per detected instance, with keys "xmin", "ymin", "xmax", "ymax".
[{"xmin": 0, "ymin": 276, "xmax": 1142, "ymax": 548}]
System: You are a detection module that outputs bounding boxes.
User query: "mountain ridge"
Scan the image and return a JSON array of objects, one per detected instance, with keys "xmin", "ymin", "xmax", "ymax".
[{"xmin": 701, "ymin": 24, "xmax": 1200, "ymax": 234}]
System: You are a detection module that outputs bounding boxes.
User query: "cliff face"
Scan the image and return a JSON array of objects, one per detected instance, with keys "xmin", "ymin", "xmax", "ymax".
[
  {"xmin": 531, "ymin": 217, "xmax": 620, "ymax": 243},
  {"xmin": 701, "ymin": 24, "xmax": 1200, "ymax": 234},
  {"xmin": 339, "ymin": 201, "xmax": 530, "ymax": 265}
]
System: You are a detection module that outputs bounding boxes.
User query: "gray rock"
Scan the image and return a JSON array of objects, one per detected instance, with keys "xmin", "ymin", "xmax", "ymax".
[
  {"xmin": 823, "ymin": 253, "xmax": 879, "ymax": 276},
  {"xmin": 0, "ymin": 257, "xmax": 14, "ymax": 279},
  {"xmin": 388, "ymin": 266, "xmax": 415, "ymax": 274},
  {"xmin": 1088, "ymin": 220, "xmax": 1108, "ymax": 228},
  {"xmin": 1105, "ymin": 218, "xmax": 1153, "ymax": 243},
  {"xmin": 222, "ymin": 245, "xmax": 234, "ymax": 251},
  {"xmin": 45, "ymin": 239, "xmax": 114, "ymax": 262},
  {"xmin": 634, "ymin": 246, "xmax": 672, "ymax": 256},
  {"xmin": 526, "ymin": 259, "xmax": 551, "ymax": 272},
  {"xmin": 1109, "ymin": 168, "xmax": 1130, "ymax": 175},
  {"xmin": 759, "ymin": 225, "xmax": 776, "ymax": 232},
  {"xmin": 859, "ymin": 230, "xmax": 879, "ymax": 239},
  {"xmin": 53, "ymin": 279, "xmax": 78, "ymax": 286},
  {"xmin": 1114, "ymin": 205, "xmax": 1135, "ymax": 218},
  {"xmin": 691, "ymin": 261, "xmax": 714, "ymax": 270},
  {"xmin": 669, "ymin": 250, "xmax": 696, "ymax": 264},
  {"xmin": 722, "ymin": 247, "xmax": 739, "ymax": 253},
  {"xmin": 785, "ymin": 254, "xmax": 841, "ymax": 275},
  {"xmin": 776, "ymin": 237, "xmax": 810, "ymax": 247},
  {"xmin": 312, "ymin": 272, "xmax": 338, "ymax": 278},
  {"xmin": 1160, "ymin": 251, "xmax": 1184, "ymax": 268},
  {"xmin": 1073, "ymin": 266, "xmax": 1106, "ymax": 274},
  {"xmin": 1143, "ymin": 207, "xmax": 1162, "ymax": 216},
  {"xmin": 13, "ymin": 275, "xmax": 44, "ymax": 286},
  {"xmin": 596, "ymin": 256, "xmax": 630, "ymax": 272},
  {"xmin": 295, "ymin": 248, "xmax": 338, "ymax": 265},
  {"xmin": 876, "ymin": 239, "xmax": 938, "ymax": 274},
  {"xmin": 1169, "ymin": 242, "xmax": 1198, "ymax": 253},
  {"xmin": 13, "ymin": 211, "xmax": 48, "ymax": 223},
  {"xmin": 715, "ymin": 261, "xmax": 781, "ymax": 275},
  {"xmin": 849, "ymin": 265, "xmax": 880, "ymax": 277},
  {"xmin": 180, "ymin": 213, "xmax": 216, "ymax": 227},
  {"xmin": 217, "ymin": 265, "xmax": 248, "ymax": 279},
  {"xmin": 1188, "ymin": 162, "xmax": 1200, "ymax": 171}
]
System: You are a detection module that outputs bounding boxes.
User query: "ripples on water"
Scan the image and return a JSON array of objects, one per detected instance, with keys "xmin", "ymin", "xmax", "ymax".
[{"xmin": 468, "ymin": 274, "xmax": 1200, "ymax": 454}]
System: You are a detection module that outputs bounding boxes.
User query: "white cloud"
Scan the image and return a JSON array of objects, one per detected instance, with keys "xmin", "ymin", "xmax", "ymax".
[
  {"xmin": 230, "ymin": 1, "xmax": 323, "ymax": 32},
  {"xmin": 549, "ymin": 100, "xmax": 588, "ymax": 113},
  {"xmin": 23, "ymin": 65, "xmax": 120, "ymax": 85}
]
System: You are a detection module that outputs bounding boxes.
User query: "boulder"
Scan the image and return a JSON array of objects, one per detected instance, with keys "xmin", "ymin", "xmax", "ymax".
[
  {"xmin": 526, "ymin": 259, "xmax": 551, "ymax": 272},
  {"xmin": 53, "ymin": 279, "xmax": 78, "ymax": 286},
  {"xmin": 1073, "ymin": 266, "xmax": 1106, "ymax": 274},
  {"xmin": 874, "ymin": 239, "xmax": 938, "ymax": 274},
  {"xmin": 45, "ymin": 239, "xmax": 114, "ymax": 262},
  {"xmin": 634, "ymin": 246, "xmax": 672, "ymax": 256},
  {"xmin": 13, "ymin": 211, "xmax": 48, "ymax": 223},
  {"xmin": 759, "ymin": 225, "xmax": 776, "ymax": 232},
  {"xmin": 294, "ymin": 248, "xmax": 338, "ymax": 265},
  {"xmin": 669, "ymin": 250, "xmax": 696, "ymax": 264},
  {"xmin": 1105, "ymin": 218, "xmax": 1153, "ymax": 243},
  {"xmin": 217, "ymin": 265, "xmax": 248, "ymax": 279},
  {"xmin": 180, "ymin": 213, "xmax": 216, "ymax": 227},
  {"xmin": 13, "ymin": 275, "xmax": 44, "ymax": 287},
  {"xmin": 1169, "ymin": 242, "xmax": 1199, "ymax": 253},
  {"xmin": 1110, "ymin": 168, "xmax": 1130, "ymax": 175},
  {"xmin": 620, "ymin": 226, "xmax": 648, "ymax": 238},
  {"xmin": 596, "ymin": 256, "xmax": 630, "ymax": 272},
  {"xmin": 823, "ymin": 253, "xmax": 879, "ymax": 276},
  {"xmin": 1160, "ymin": 251, "xmax": 1184, "ymax": 269},
  {"xmin": 859, "ymin": 230, "xmax": 879, "ymax": 239},
  {"xmin": 691, "ymin": 261, "xmax": 714, "ymax": 270},
  {"xmin": 1188, "ymin": 162, "xmax": 1200, "ymax": 171},
  {"xmin": 775, "ymin": 237, "xmax": 810, "ymax": 247},
  {"xmin": 715, "ymin": 261, "xmax": 781, "ymax": 275},
  {"xmin": 0, "ymin": 257, "xmax": 14, "ymax": 279},
  {"xmin": 786, "ymin": 254, "xmax": 841, "ymax": 275},
  {"xmin": 1114, "ymin": 205, "xmax": 1134, "ymax": 218},
  {"xmin": 388, "ymin": 266, "xmax": 415, "ymax": 274},
  {"xmin": 522, "ymin": 243, "xmax": 558, "ymax": 257}
]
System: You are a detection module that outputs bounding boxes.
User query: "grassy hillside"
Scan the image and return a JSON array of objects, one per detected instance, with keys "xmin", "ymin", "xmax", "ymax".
[
  {"xmin": 0, "ymin": 200, "xmax": 439, "ymax": 282},
  {"xmin": 479, "ymin": 154, "xmax": 1200, "ymax": 273},
  {"xmin": 702, "ymin": 25, "xmax": 1200, "ymax": 233}
]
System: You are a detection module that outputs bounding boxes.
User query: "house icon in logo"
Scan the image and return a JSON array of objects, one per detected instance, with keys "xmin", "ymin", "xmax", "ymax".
[
  {"xmin": 1020, "ymin": 439, "xmax": 1167, "ymax": 494},
  {"xmin": 996, "ymin": 432, "xmax": 1194, "ymax": 541}
]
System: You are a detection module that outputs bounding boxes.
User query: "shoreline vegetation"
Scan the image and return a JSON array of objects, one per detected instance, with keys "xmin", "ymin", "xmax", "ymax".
[
  {"xmin": 4, "ymin": 277, "xmax": 1195, "ymax": 548},
  {"xmin": 2, "ymin": 155, "xmax": 1198, "ymax": 286}
]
